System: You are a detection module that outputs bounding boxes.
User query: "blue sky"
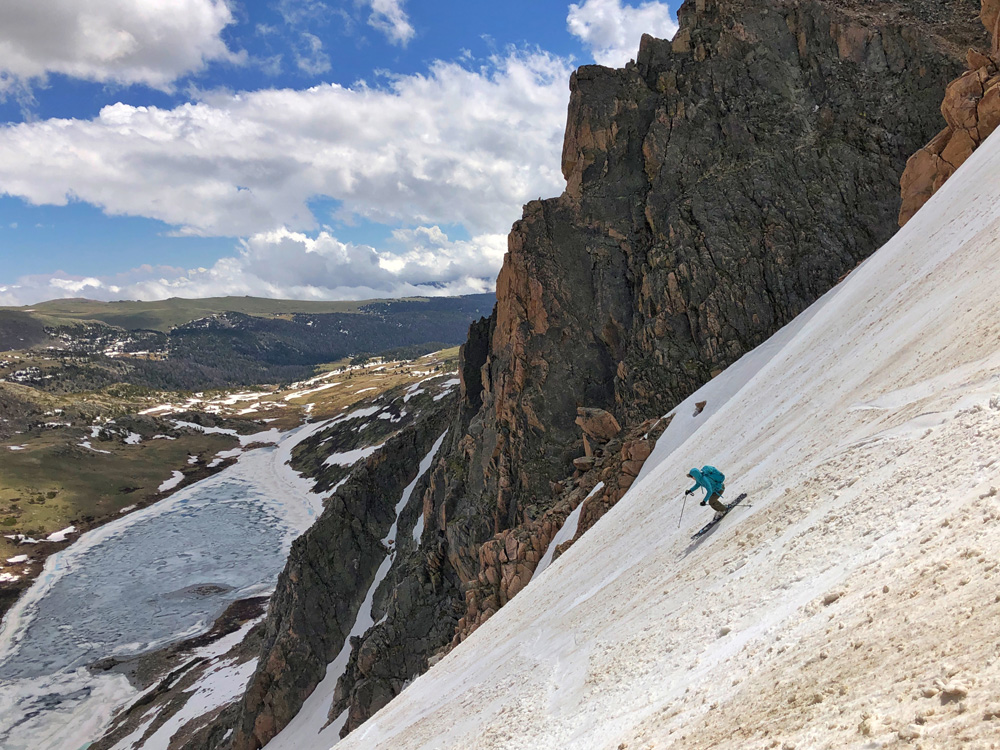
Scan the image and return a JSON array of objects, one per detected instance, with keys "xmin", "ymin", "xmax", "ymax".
[{"xmin": 0, "ymin": 0, "xmax": 677, "ymax": 305}]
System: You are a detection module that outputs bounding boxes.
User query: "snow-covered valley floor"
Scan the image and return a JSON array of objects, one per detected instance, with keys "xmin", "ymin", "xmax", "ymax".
[
  {"xmin": 0, "ymin": 420, "xmax": 330, "ymax": 750},
  {"xmin": 325, "ymin": 129, "xmax": 1000, "ymax": 747}
]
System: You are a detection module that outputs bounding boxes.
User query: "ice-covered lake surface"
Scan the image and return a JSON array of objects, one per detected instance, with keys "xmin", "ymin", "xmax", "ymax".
[{"xmin": 0, "ymin": 420, "xmax": 329, "ymax": 750}]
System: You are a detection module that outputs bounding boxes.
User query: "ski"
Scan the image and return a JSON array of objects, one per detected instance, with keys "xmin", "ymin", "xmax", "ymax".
[{"xmin": 690, "ymin": 493, "xmax": 748, "ymax": 539}]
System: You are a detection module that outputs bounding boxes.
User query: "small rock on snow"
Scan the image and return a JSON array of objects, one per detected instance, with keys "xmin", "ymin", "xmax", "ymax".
[
  {"xmin": 822, "ymin": 589, "xmax": 845, "ymax": 605},
  {"xmin": 941, "ymin": 682, "xmax": 969, "ymax": 701},
  {"xmin": 898, "ymin": 724, "xmax": 922, "ymax": 741}
]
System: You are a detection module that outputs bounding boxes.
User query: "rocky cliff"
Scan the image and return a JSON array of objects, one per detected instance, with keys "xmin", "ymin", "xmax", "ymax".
[
  {"xmin": 198, "ymin": 0, "xmax": 986, "ymax": 745},
  {"xmin": 220, "ymin": 399, "xmax": 454, "ymax": 750},
  {"xmin": 899, "ymin": 0, "xmax": 1000, "ymax": 224},
  {"xmin": 323, "ymin": 0, "xmax": 983, "ymax": 736}
]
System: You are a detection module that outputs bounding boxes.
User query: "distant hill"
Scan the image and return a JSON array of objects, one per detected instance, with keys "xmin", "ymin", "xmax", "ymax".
[
  {"xmin": 0, "ymin": 294, "xmax": 495, "ymax": 390},
  {"xmin": 0, "ymin": 311, "xmax": 48, "ymax": 351},
  {"xmin": 10, "ymin": 294, "xmax": 494, "ymax": 333}
]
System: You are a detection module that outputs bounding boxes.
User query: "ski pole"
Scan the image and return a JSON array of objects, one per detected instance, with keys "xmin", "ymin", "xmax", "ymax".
[{"xmin": 677, "ymin": 492, "xmax": 688, "ymax": 528}]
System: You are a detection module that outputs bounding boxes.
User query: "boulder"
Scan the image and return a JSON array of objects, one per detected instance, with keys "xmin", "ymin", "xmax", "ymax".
[
  {"xmin": 900, "ymin": 0, "xmax": 1000, "ymax": 225},
  {"xmin": 575, "ymin": 408, "xmax": 622, "ymax": 441}
]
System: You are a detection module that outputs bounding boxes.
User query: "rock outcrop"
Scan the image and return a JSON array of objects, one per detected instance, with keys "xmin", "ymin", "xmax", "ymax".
[
  {"xmin": 223, "ymin": 403, "xmax": 453, "ymax": 750},
  {"xmin": 453, "ymin": 414, "xmax": 670, "ymax": 646},
  {"xmin": 899, "ymin": 0, "xmax": 1000, "ymax": 225},
  {"xmin": 198, "ymin": 0, "xmax": 987, "ymax": 746},
  {"xmin": 324, "ymin": 0, "xmax": 981, "ymax": 734}
]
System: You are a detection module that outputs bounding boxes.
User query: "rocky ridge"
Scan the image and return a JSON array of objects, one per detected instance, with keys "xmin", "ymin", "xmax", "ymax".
[
  {"xmin": 192, "ymin": 0, "xmax": 987, "ymax": 745},
  {"xmin": 899, "ymin": 0, "xmax": 1000, "ymax": 224},
  {"xmin": 220, "ymin": 398, "xmax": 454, "ymax": 750}
]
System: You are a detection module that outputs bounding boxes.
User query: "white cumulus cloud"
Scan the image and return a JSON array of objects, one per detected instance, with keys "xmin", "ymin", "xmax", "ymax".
[
  {"xmin": 0, "ymin": 0, "xmax": 240, "ymax": 91},
  {"xmin": 295, "ymin": 32, "xmax": 332, "ymax": 75},
  {"xmin": 0, "ymin": 226, "xmax": 505, "ymax": 306},
  {"xmin": 0, "ymin": 49, "xmax": 570, "ymax": 238},
  {"xmin": 368, "ymin": 0, "xmax": 415, "ymax": 46},
  {"xmin": 567, "ymin": 0, "xmax": 678, "ymax": 67}
]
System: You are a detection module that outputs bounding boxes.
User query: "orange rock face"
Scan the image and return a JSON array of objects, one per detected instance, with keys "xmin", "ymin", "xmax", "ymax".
[
  {"xmin": 575, "ymin": 407, "xmax": 622, "ymax": 442},
  {"xmin": 985, "ymin": 0, "xmax": 1000, "ymax": 53},
  {"xmin": 451, "ymin": 415, "xmax": 669, "ymax": 646},
  {"xmin": 900, "ymin": 1, "xmax": 1000, "ymax": 225}
]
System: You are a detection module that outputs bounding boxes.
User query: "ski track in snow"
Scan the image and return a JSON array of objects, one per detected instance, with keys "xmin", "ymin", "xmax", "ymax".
[{"xmin": 327, "ymin": 124, "xmax": 1000, "ymax": 748}]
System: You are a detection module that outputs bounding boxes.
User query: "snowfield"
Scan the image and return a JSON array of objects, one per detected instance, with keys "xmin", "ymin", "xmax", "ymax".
[
  {"xmin": 323, "ymin": 132, "xmax": 1000, "ymax": 746},
  {"xmin": 0, "ymin": 420, "xmax": 334, "ymax": 750}
]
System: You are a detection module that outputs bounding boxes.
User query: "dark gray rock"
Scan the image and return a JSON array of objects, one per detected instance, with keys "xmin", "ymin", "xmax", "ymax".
[{"xmin": 218, "ymin": 401, "xmax": 453, "ymax": 750}]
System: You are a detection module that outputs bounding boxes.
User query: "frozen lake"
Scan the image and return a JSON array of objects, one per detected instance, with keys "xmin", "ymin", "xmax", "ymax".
[{"xmin": 0, "ymin": 421, "xmax": 328, "ymax": 750}]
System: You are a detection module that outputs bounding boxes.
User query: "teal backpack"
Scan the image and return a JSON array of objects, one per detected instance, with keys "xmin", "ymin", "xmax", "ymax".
[{"xmin": 701, "ymin": 465, "xmax": 725, "ymax": 487}]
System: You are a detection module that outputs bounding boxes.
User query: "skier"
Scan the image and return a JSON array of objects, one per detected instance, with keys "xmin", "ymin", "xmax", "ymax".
[{"xmin": 685, "ymin": 466, "xmax": 727, "ymax": 514}]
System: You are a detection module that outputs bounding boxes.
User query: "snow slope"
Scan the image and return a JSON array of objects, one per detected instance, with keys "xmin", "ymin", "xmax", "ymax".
[{"xmin": 329, "ymin": 132, "xmax": 1000, "ymax": 747}]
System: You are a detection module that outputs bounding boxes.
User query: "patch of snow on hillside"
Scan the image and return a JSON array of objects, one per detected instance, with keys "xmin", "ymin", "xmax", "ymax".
[
  {"xmin": 208, "ymin": 448, "xmax": 243, "ymax": 468},
  {"xmin": 266, "ymin": 431, "xmax": 449, "ymax": 750},
  {"xmin": 173, "ymin": 420, "xmax": 281, "ymax": 447},
  {"xmin": 4, "ymin": 534, "xmax": 38, "ymax": 544},
  {"xmin": 409, "ymin": 432, "xmax": 449, "ymax": 544},
  {"xmin": 158, "ymin": 471, "xmax": 184, "ymax": 493},
  {"xmin": 321, "ymin": 406, "xmax": 383, "ymax": 434},
  {"xmin": 238, "ymin": 428, "xmax": 282, "ymax": 446},
  {"xmin": 139, "ymin": 405, "xmax": 175, "ymax": 416},
  {"xmin": 44, "ymin": 527, "xmax": 76, "ymax": 543},
  {"xmin": 138, "ymin": 658, "xmax": 256, "ymax": 749},
  {"xmin": 323, "ymin": 443, "xmax": 385, "ymax": 467},
  {"xmin": 78, "ymin": 440, "xmax": 111, "ymax": 454},
  {"xmin": 530, "ymin": 481, "xmax": 604, "ymax": 583},
  {"xmin": 403, "ymin": 375, "xmax": 441, "ymax": 403},
  {"xmin": 172, "ymin": 420, "xmax": 238, "ymax": 438},
  {"xmin": 112, "ymin": 616, "xmax": 266, "ymax": 749},
  {"xmin": 108, "ymin": 714, "xmax": 156, "ymax": 750},
  {"xmin": 342, "ymin": 406, "xmax": 381, "ymax": 421},
  {"xmin": 284, "ymin": 382, "xmax": 340, "ymax": 401}
]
